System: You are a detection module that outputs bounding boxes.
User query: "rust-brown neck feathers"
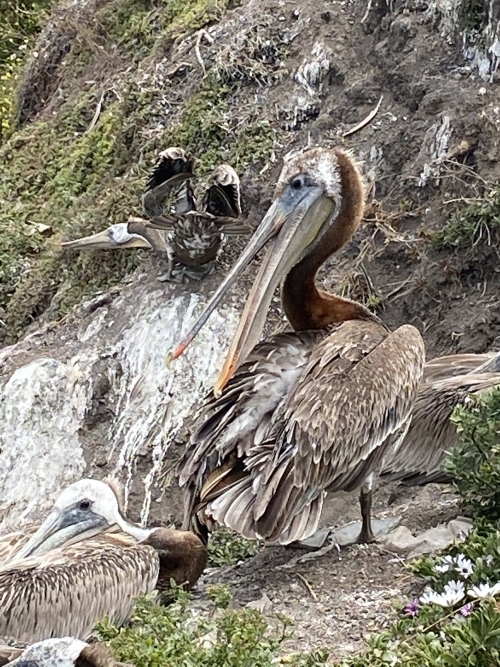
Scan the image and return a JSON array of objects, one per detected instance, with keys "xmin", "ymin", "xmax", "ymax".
[{"xmin": 281, "ymin": 148, "xmax": 376, "ymax": 331}]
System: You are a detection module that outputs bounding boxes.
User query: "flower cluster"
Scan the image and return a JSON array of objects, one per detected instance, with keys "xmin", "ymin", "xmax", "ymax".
[
  {"xmin": 404, "ymin": 550, "xmax": 500, "ymax": 617},
  {"xmin": 434, "ymin": 554, "xmax": 474, "ymax": 578}
]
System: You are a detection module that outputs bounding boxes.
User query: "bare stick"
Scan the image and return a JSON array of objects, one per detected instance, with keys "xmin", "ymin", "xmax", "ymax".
[{"xmin": 343, "ymin": 95, "xmax": 384, "ymax": 137}]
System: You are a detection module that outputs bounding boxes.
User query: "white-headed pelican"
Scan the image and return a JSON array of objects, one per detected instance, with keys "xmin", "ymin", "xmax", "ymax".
[{"xmin": 0, "ymin": 478, "xmax": 206, "ymax": 642}]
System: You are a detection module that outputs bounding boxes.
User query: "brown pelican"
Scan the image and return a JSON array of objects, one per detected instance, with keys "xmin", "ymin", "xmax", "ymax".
[
  {"xmin": 0, "ymin": 478, "xmax": 207, "ymax": 642},
  {"xmin": 1, "ymin": 638, "xmax": 128, "ymax": 667},
  {"xmin": 166, "ymin": 146, "xmax": 425, "ymax": 546},
  {"xmin": 380, "ymin": 350, "xmax": 500, "ymax": 486},
  {"xmin": 61, "ymin": 148, "xmax": 249, "ymax": 282},
  {"xmin": 143, "ymin": 147, "xmax": 249, "ymax": 281}
]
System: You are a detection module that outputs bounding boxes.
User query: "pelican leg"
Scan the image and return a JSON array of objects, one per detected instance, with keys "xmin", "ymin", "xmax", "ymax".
[
  {"xmin": 357, "ymin": 487, "xmax": 375, "ymax": 543},
  {"xmin": 157, "ymin": 254, "xmax": 177, "ymax": 283},
  {"xmin": 181, "ymin": 261, "xmax": 217, "ymax": 282},
  {"xmin": 287, "ymin": 472, "xmax": 399, "ymax": 550}
]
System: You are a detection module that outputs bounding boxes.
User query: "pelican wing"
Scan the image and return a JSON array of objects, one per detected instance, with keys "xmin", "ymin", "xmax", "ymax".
[
  {"xmin": 182, "ymin": 322, "xmax": 424, "ymax": 544},
  {"xmin": 0, "ymin": 537, "xmax": 158, "ymax": 642},
  {"xmin": 142, "ymin": 148, "xmax": 196, "ymax": 218},
  {"xmin": 422, "ymin": 352, "xmax": 499, "ymax": 384},
  {"xmin": 180, "ymin": 331, "xmax": 323, "ymax": 528},
  {"xmin": 148, "ymin": 211, "xmax": 245, "ymax": 232},
  {"xmin": 380, "ymin": 371, "xmax": 500, "ymax": 485},
  {"xmin": 245, "ymin": 321, "xmax": 424, "ymax": 542},
  {"xmin": 204, "ymin": 169, "xmax": 241, "ymax": 218}
]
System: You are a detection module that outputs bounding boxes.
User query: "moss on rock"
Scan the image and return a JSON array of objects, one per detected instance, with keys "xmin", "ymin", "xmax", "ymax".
[{"xmin": 0, "ymin": 0, "xmax": 280, "ymax": 343}]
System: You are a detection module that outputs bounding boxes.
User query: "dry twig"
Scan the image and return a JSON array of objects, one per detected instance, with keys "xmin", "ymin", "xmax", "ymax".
[
  {"xmin": 343, "ymin": 95, "xmax": 383, "ymax": 137},
  {"xmin": 294, "ymin": 572, "xmax": 318, "ymax": 600}
]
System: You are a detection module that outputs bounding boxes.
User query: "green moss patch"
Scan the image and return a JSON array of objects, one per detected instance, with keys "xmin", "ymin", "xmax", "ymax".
[
  {"xmin": 0, "ymin": 0, "xmax": 53, "ymax": 137},
  {"xmin": 0, "ymin": 0, "xmax": 283, "ymax": 342}
]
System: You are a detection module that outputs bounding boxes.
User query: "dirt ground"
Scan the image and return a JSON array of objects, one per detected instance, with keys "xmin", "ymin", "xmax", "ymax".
[{"xmin": 190, "ymin": 483, "xmax": 462, "ymax": 662}]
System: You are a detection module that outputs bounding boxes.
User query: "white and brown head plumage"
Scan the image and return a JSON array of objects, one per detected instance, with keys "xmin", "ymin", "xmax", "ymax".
[{"xmin": 0, "ymin": 478, "xmax": 207, "ymax": 643}]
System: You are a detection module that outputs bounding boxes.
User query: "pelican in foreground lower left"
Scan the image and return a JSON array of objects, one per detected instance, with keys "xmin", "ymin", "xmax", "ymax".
[
  {"xmin": 168, "ymin": 145, "xmax": 425, "ymax": 546},
  {"xmin": 0, "ymin": 478, "xmax": 207, "ymax": 642}
]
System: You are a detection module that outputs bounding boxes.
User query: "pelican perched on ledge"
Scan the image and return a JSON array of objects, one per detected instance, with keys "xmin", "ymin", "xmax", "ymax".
[
  {"xmin": 143, "ymin": 147, "xmax": 249, "ymax": 281},
  {"xmin": 0, "ymin": 478, "xmax": 207, "ymax": 642},
  {"xmin": 380, "ymin": 350, "xmax": 500, "ymax": 486},
  {"xmin": 61, "ymin": 147, "xmax": 249, "ymax": 282},
  {"xmin": 167, "ymin": 146, "xmax": 425, "ymax": 546}
]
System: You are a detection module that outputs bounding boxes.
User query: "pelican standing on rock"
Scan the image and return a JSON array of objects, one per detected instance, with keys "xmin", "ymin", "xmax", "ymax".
[
  {"xmin": 380, "ymin": 350, "xmax": 500, "ymax": 486},
  {"xmin": 166, "ymin": 146, "xmax": 425, "ymax": 546},
  {"xmin": 61, "ymin": 148, "xmax": 249, "ymax": 282},
  {"xmin": 0, "ymin": 478, "xmax": 207, "ymax": 642}
]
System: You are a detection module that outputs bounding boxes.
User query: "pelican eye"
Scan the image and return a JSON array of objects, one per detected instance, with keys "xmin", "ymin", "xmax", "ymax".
[
  {"xmin": 291, "ymin": 176, "xmax": 305, "ymax": 190},
  {"xmin": 78, "ymin": 499, "xmax": 91, "ymax": 511}
]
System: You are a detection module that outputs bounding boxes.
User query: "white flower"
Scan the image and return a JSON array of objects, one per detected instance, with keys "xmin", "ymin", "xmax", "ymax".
[
  {"xmin": 420, "ymin": 580, "xmax": 465, "ymax": 607},
  {"xmin": 420, "ymin": 588, "xmax": 441, "ymax": 605},
  {"xmin": 455, "ymin": 554, "xmax": 474, "ymax": 578},
  {"xmin": 434, "ymin": 555, "xmax": 454, "ymax": 573},
  {"xmin": 444, "ymin": 580, "xmax": 466, "ymax": 603},
  {"xmin": 467, "ymin": 581, "xmax": 500, "ymax": 599},
  {"xmin": 434, "ymin": 553, "xmax": 474, "ymax": 578}
]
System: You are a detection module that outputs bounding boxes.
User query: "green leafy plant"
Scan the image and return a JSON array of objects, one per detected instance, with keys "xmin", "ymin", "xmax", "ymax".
[
  {"xmin": 340, "ymin": 531, "xmax": 500, "ymax": 667},
  {"xmin": 430, "ymin": 186, "xmax": 500, "ymax": 251},
  {"xmin": 208, "ymin": 527, "xmax": 262, "ymax": 567},
  {"xmin": 338, "ymin": 385, "xmax": 500, "ymax": 666},
  {"xmin": 444, "ymin": 387, "xmax": 500, "ymax": 520},
  {"xmin": 96, "ymin": 588, "xmax": 328, "ymax": 667}
]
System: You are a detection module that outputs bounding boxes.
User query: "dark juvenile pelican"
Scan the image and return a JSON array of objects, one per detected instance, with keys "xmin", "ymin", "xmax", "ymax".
[
  {"xmin": 167, "ymin": 146, "xmax": 425, "ymax": 546},
  {"xmin": 0, "ymin": 478, "xmax": 207, "ymax": 642},
  {"xmin": 144, "ymin": 147, "xmax": 249, "ymax": 281},
  {"xmin": 380, "ymin": 350, "xmax": 500, "ymax": 485},
  {"xmin": 61, "ymin": 147, "xmax": 249, "ymax": 281}
]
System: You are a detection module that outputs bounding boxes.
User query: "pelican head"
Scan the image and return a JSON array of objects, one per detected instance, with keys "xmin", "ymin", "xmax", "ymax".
[
  {"xmin": 168, "ymin": 147, "xmax": 356, "ymax": 393},
  {"xmin": 8, "ymin": 638, "xmax": 89, "ymax": 667},
  {"xmin": 210, "ymin": 164, "xmax": 239, "ymax": 188},
  {"xmin": 61, "ymin": 222, "xmax": 152, "ymax": 250},
  {"xmin": 14, "ymin": 479, "xmax": 123, "ymax": 561}
]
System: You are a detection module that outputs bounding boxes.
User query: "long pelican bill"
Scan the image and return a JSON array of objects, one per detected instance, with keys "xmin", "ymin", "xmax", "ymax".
[
  {"xmin": 13, "ymin": 504, "xmax": 109, "ymax": 562},
  {"xmin": 61, "ymin": 229, "xmax": 151, "ymax": 250},
  {"xmin": 167, "ymin": 185, "xmax": 335, "ymax": 395}
]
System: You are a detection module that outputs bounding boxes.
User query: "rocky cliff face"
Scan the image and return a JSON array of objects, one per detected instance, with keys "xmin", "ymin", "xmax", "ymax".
[{"xmin": 0, "ymin": 0, "xmax": 499, "ymax": 532}]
